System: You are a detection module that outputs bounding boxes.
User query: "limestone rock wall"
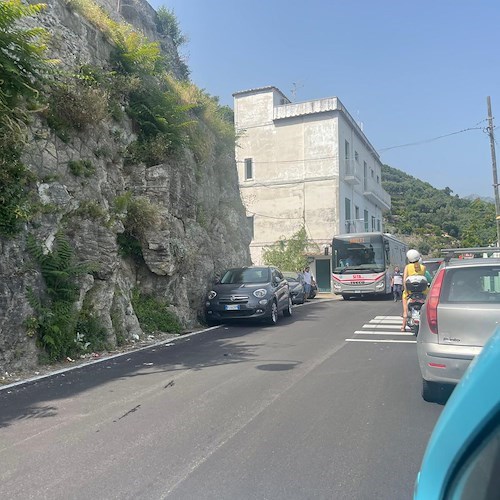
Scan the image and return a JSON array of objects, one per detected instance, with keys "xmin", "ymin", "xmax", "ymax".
[{"xmin": 0, "ymin": 0, "xmax": 251, "ymax": 372}]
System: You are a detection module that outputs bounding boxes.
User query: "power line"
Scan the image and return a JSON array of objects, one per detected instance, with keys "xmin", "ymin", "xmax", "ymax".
[
  {"xmin": 378, "ymin": 120, "xmax": 488, "ymax": 153},
  {"xmin": 236, "ymin": 121, "xmax": 489, "ymax": 162},
  {"xmin": 246, "ymin": 210, "xmax": 303, "ymax": 220}
]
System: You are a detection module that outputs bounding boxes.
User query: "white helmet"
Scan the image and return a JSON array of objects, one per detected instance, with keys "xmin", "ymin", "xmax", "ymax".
[{"xmin": 406, "ymin": 249, "xmax": 421, "ymax": 263}]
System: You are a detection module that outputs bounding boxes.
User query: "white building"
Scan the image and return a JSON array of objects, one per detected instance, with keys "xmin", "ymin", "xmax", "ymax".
[{"xmin": 233, "ymin": 86, "xmax": 391, "ymax": 292}]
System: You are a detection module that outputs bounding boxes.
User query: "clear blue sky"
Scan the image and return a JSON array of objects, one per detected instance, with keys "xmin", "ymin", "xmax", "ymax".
[{"xmin": 150, "ymin": 0, "xmax": 500, "ymax": 199}]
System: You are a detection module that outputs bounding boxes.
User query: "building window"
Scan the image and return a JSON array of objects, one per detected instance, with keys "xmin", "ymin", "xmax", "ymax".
[
  {"xmin": 364, "ymin": 209, "xmax": 369, "ymax": 232},
  {"xmin": 377, "ymin": 175, "xmax": 380, "ymax": 184},
  {"xmin": 371, "ymin": 216, "xmax": 376, "ymax": 231},
  {"xmin": 354, "ymin": 150, "xmax": 359, "ymax": 163},
  {"xmin": 244, "ymin": 158, "xmax": 253, "ymax": 180},
  {"xmin": 345, "ymin": 140, "xmax": 350, "ymax": 161},
  {"xmin": 345, "ymin": 198, "xmax": 351, "ymax": 220},
  {"xmin": 371, "ymin": 168, "xmax": 374, "ymax": 178},
  {"xmin": 377, "ymin": 219, "xmax": 381, "ymax": 232},
  {"xmin": 355, "ymin": 205, "xmax": 360, "ymax": 219},
  {"xmin": 345, "ymin": 198, "xmax": 351, "ymax": 230},
  {"xmin": 247, "ymin": 215, "xmax": 254, "ymax": 239}
]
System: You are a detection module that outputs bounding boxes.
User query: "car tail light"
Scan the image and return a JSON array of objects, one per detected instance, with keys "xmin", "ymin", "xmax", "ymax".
[{"xmin": 426, "ymin": 268, "xmax": 445, "ymax": 334}]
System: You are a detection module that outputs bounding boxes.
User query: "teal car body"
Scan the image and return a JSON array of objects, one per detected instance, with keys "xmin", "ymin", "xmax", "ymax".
[{"xmin": 414, "ymin": 326, "xmax": 500, "ymax": 499}]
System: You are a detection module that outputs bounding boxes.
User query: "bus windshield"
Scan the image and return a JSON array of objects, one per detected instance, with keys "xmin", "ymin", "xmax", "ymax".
[{"xmin": 332, "ymin": 234, "xmax": 386, "ymax": 274}]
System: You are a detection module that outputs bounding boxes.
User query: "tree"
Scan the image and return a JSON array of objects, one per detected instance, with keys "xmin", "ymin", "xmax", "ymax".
[{"xmin": 262, "ymin": 227, "xmax": 318, "ymax": 271}]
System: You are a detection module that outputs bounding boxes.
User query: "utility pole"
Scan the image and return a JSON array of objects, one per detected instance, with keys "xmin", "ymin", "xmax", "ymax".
[{"xmin": 487, "ymin": 96, "xmax": 500, "ymax": 246}]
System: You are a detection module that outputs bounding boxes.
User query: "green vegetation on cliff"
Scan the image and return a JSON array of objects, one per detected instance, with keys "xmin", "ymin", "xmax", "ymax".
[
  {"xmin": 382, "ymin": 164, "xmax": 497, "ymax": 254},
  {"xmin": 0, "ymin": 0, "xmax": 51, "ymax": 236}
]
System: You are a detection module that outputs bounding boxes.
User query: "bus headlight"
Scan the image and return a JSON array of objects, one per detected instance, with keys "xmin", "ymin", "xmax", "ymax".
[
  {"xmin": 375, "ymin": 280, "xmax": 385, "ymax": 290},
  {"xmin": 333, "ymin": 283, "xmax": 342, "ymax": 291}
]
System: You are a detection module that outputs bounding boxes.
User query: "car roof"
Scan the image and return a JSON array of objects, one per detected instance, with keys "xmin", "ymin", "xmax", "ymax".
[
  {"xmin": 441, "ymin": 257, "xmax": 500, "ymax": 269},
  {"xmin": 422, "ymin": 258, "xmax": 444, "ymax": 263},
  {"xmin": 225, "ymin": 266, "xmax": 271, "ymax": 271},
  {"xmin": 415, "ymin": 326, "xmax": 500, "ymax": 498}
]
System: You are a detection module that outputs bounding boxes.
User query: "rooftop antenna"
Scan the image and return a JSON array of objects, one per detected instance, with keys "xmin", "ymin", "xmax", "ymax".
[
  {"xmin": 290, "ymin": 81, "xmax": 304, "ymax": 101},
  {"xmin": 356, "ymin": 109, "xmax": 364, "ymax": 131}
]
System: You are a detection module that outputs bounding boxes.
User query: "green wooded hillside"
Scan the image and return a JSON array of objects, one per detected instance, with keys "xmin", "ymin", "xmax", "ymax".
[{"xmin": 381, "ymin": 164, "xmax": 497, "ymax": 255}]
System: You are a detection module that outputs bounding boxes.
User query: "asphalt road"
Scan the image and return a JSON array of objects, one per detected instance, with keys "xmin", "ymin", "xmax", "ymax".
[{"xmin": 0, "ymin": 297, "xmax": 444, "ymax": 500}]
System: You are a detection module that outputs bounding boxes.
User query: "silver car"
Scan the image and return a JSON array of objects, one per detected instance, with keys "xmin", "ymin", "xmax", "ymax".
[{"xmin": 417, "ymin": 248, "xmax": 500, "ymax": 402}]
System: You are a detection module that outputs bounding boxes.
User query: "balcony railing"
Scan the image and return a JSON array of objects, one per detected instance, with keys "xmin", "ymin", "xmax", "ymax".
[
  {"xmin": 344, "ymin": 159, "xmax": 361, "ymax": 185},
  {"xmin": 363, "ymin": 176, "xmax": 391, "ymax": 210}
]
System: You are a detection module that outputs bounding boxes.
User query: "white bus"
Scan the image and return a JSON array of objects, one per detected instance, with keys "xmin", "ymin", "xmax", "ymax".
[{"xmin": 331, "ymin": 232, "xmax": 408, "ymax": 299}]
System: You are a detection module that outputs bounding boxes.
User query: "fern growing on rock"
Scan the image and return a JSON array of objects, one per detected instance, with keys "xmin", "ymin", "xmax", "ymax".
[{"xmin": 27, "ymin": 233, "xmax": 93, "ymax": 362}]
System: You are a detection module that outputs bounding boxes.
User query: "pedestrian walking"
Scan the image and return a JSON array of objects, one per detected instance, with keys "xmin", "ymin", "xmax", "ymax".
[{"xmin": 391, "ymin": 266, "xmax": 403, "ymax": 302}]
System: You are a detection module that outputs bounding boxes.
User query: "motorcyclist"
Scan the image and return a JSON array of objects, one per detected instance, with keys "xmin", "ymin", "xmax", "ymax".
[{"xmin": 401, "ymin": 249, "xmax": 429, "ymax": 331}]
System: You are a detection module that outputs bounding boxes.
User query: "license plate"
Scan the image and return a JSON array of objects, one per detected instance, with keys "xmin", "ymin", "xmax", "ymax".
[
  {"xmin": 353, "ymin": 290, "xmax": 361, "ymax": 293},
  {"xmin": 225, "ymin": 304, "xmax": 240, "ymax": 310}
]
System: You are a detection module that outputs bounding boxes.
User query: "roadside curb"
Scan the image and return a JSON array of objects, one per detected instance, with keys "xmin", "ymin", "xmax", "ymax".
[{"xmin": 0, "ymin": 326, "xmax": 222, "ymax": 393}]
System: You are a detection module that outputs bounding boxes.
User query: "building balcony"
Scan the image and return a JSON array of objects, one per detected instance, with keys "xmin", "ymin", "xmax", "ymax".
[
  {"xmin": 344, "ymin": 160, "xmax": 361, "ymax": 185},
  {"xmin": 363, "ymin": 177, "xmax": 391, "ymax": 210}
]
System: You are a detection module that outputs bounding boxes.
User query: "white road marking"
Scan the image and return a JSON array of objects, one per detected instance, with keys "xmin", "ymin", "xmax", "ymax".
[
  {"xmin": 363, "ymin": 324, "xmax": 402, "ymax": 329},
  {"xmin": 354, "ymin": 330, "xmax": 414, "ymax": 336},
  {"xmin": 348, "ymin": 314, "xmax": 416, "ymax": 344},
  {"xmin": 346, "ymin": 339, "xmax": 417, "ymax": 344},
  {"xmin": 368, "ymin": 319, "xmax": 402, "ymax": 324}
]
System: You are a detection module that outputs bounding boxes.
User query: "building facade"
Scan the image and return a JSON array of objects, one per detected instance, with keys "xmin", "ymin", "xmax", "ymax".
[{"xmin": 233, "ymin": 86, "xmax": 391, "ymax": 292}]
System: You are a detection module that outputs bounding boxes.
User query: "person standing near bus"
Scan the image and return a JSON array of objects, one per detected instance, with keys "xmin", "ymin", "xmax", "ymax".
[
  {"xmin": 391, "ymin": 266, "xmax": 403, "ymax": 302},
  {"xmin": 303, "ymin": 266, "xmax": 315, "ymax": 300}
]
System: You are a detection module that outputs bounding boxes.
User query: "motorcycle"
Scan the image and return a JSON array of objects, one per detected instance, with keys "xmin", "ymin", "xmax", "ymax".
[{"xmin": 405, "ymin": 275, "xmax": 429, "ymax": 335}]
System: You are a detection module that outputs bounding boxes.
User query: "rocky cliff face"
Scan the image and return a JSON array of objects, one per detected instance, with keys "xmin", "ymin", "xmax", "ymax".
[{"xmin": 0, "ymin": 0, "xmax": 251, "ymax": 373}]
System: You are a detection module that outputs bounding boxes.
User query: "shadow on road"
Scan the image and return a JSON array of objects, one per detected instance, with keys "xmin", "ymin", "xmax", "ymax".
[{"xmin": 0, "ymin": 300, "xmax": 332, "ymax": 428}]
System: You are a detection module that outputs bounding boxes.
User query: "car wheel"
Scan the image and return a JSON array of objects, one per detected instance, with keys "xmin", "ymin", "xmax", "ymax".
[
  {"xmin": 422, "ymin": 379, "xmax": 441, "ymax": 402},
  {"xmin": 267, "ymin": 300, "xmax": 279, "ymax": 325},
  {"xmin": 283, "ymin": 296, "xmax": 293, "ymax": 317}
]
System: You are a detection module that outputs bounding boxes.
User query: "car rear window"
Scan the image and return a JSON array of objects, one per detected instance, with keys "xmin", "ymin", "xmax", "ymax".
[{"xmin": 441, "ymin": 266, "xmax": 500, "ymax": 303}]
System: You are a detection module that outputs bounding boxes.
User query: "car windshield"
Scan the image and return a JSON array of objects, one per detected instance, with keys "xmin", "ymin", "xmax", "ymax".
[
  {"xmin": 220, "ymin": 267, "xmax": 271, "ymax": 284},
  {"xmin": 423, "ymin": 260, "xmax": 443, "ymax": 278}
]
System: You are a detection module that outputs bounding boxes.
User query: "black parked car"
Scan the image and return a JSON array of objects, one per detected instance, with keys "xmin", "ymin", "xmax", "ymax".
[
  {"xmin": 283, "ymin": 272, "xmax": 306, "ymax": 304},
  {"xmin": 205, "ymin": 266, "xmax": 292, "ymax": 325}
]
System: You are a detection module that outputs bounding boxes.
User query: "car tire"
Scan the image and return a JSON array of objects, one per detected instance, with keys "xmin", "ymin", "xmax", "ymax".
[
  {"xmin": 267, "ymin": 300, "xmax": 279, "ymax": 325},
  {"xmin": 283, "ymin": 297, "xmax": 293, "ymax": 317},
  {"xmin": 422, "ymin": 379, "xmax": 441, "ymax": 402}
]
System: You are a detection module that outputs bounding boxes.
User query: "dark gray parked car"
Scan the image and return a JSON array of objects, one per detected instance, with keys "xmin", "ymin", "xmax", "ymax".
[
  {"xmin": 205, "ymin": 266, "xmax": 292, "ymax": 326},
  {"xmin": 283, "ymin": 272, "xmax": 306, "ymax": 304}
]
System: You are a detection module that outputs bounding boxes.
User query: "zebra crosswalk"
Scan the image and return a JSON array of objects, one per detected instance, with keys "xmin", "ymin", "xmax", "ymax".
[{"xmin": 346, "ymin": 315, "xmax": 417, "ymax": 344}]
